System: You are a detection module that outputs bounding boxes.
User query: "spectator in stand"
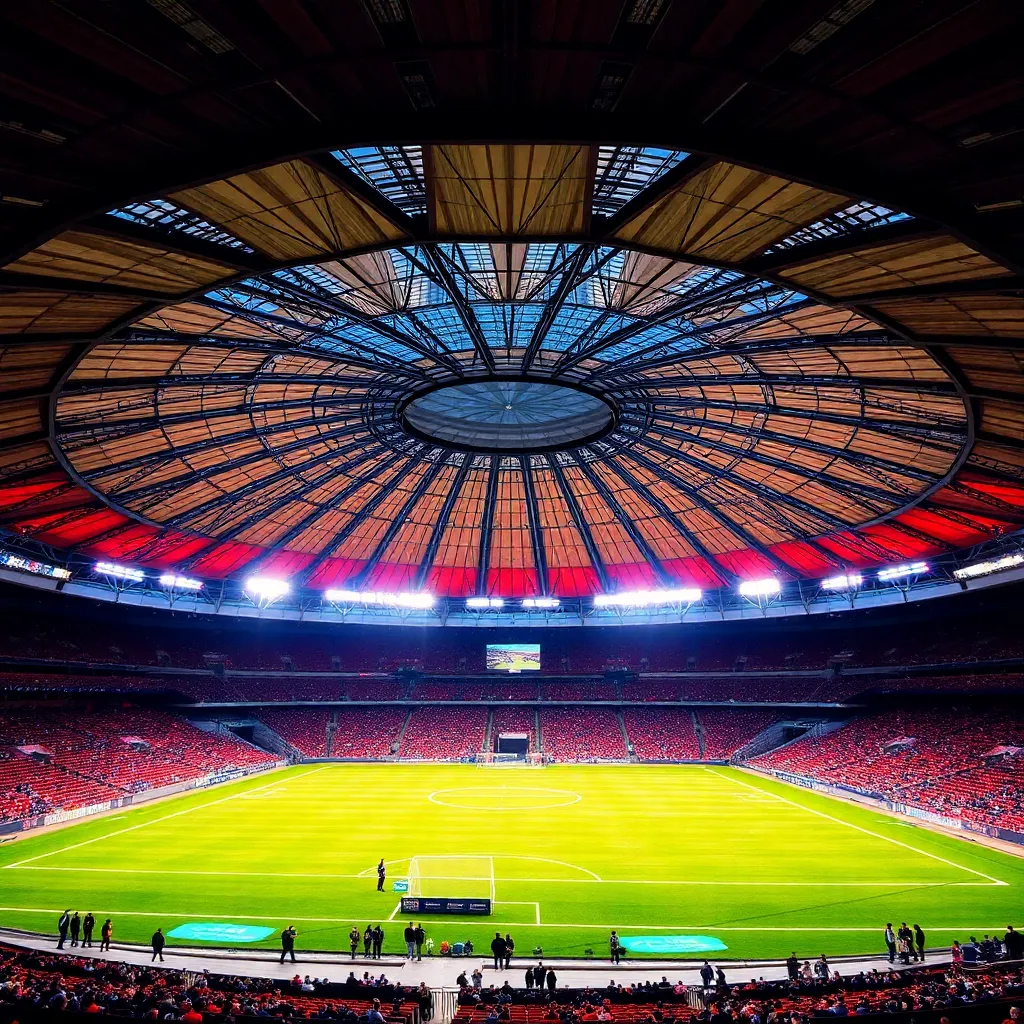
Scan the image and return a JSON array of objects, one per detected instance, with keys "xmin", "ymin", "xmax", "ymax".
[
  {"xmin": 700, "ymin": 961, "xmax": 714, "ymax": 994},
  {"xmin": 100, "ymin": 917, "xmax": 112, "ymax": 951},
  {"xmin": 280, "ymin": 924, "xmax": 297, "ymax": 964},
  {"xmin": 57, "ymin": 909, "xmax": 70, "ymax": 950},
  {"xmin": 1006, "ymin": 926, "xmax": 1024, "ymax": 962},
  {"xmin": 82, "ymin": 912, "xmax": 94, "ymax": 947},
  {"xmin": 787, "ymin": 952, "xmax": 799, "ymax": 980},
  {"xmin": 151, "ymin": 927, "xmax": 165, "ymax": 962}
]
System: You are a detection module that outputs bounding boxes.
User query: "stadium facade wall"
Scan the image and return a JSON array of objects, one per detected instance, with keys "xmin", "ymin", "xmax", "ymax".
[
  {"xmin": 747, "ymin": 767, "xmax": 1024, "ymax": 848},
  {"xmin": 0, "ymin": 761, "xmax": 285, "ymax": 837}
]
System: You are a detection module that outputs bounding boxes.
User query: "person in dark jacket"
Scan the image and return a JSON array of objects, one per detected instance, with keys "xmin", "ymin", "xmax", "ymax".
[
  {"xmin": 1004, "ymin": 926, "xmax": 1024, "ymax": 962},
  {"xmin": 280, "ymin": 925, "xmax": 297, "ymax": 964},
  {"xmin": 151, "ymin": 927, "xmax": 165, "ymax": 962},
  {"xmin": 545, "ymin": 968, "xmax": 557, "ymax": 992},
  {"xmin": 350, "ymin": 926, "xmax": 361, "ymax": 959},
  {"xmin": 415, "ymin": 923, "xmax": 425, "ymax": 961},
  {"xmin": 914, "ymin": 924, "xmax": 926, "ymax": 962},
  {"xmin": 57, "ymin": 910, "xmax": 71, "ymax": 950},
  {"xmin": 503, "ymin": 933, "xmax": 514, "ymax": 969},
  {"xmin": 372, "ymin": 924, "xmax": 384, "ymax": 959},
  {"xmin": 786, "ymin": 953, "xmax": 799, "ymax": 980},
  {"xmin": 82, "ymin": 913, "xmax": 95, "ymax": 948},
  {"xmin": 100, "ymin": 918, "xmax": 112, "ymax": 952},
  {"xmin": 609, "ymin": 931, "xmax": 621, "ymax": 964},
  {"xmin": 363, "ymin": 925, "xmax": 373, "ymax": 957},
  {"xmin": 377, "ymin": 859, "xmax": 386, "ymax": 892},
  {"xmin": 524, "ymin": 967, "xmax": 534, "ymax": 989},
  {"xmin": 490, "ymin": 932, "xmax": 507, "ymax": 970},
  {"xmin": 69, "ymin": 912, "xmax": 81, "ymax": 947}
]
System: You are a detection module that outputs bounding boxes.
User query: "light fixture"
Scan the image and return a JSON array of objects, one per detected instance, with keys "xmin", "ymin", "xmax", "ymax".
[
  {"xmin": 953, "ymin": 553, "xmax": 1024, "ymax": 581},
  {"xmin": 821, "ymin": 573, "xmax": 863, "ymax": 591},
  {"xmin": 158, "ymin": 573, "xmax": 203, "ymax": 591},
  {"xmin": 245, "ymin": 576, "xmax": 290, "ymax": 599},
  {"xmin": 877, "ymin": 561, "xmax": 929, "ymax": 582},
  {"xmin": 466, "ymin": 597, "xmax": 504, "ymax": 609},
  {"xmin": 522, "ymin": 597, "xmax": 559, "ymax": 609},
  {"xmin": 594, "ymin": 588, "xmax": 702, "ymax": 607},
  {"xmin": 738, "ymin": 578, "xmax": 781, "ymax": 598},
  {"xmin": 94, "ymin": 561, "xmax": 145, "ymax": 582}
]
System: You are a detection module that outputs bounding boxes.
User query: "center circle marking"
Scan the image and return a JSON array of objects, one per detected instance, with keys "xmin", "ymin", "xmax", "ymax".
[{"xmin": 427, "ymin": 786, "xmax": 583, "ymax": 811}]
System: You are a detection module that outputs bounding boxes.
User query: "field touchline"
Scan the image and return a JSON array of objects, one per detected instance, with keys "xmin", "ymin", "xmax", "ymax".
[
  {"xmin": 706, "ymin": 768, "xmax": 1008, "ymax": 886},
  {"xmin": 2, "ymin": 766, "xmax": 331, "ymax": 869}
]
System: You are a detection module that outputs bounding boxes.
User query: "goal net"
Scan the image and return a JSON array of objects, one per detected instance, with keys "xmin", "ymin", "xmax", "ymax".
[{"xmin": 405, "ymin": 855, "xmax": 496, "ymax": 901}]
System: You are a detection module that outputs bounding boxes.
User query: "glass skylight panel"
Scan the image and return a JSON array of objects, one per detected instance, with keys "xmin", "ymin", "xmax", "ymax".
[
  {"xmin": 330, "ymin": 146, "xmax": 427, "ymax": 215},
  {"xmin": 766, "ymin": 202, "xmax": 912, "ymax": 252},
  {"xmin": 592, "ymin": 147, "xmax": 690, "ymax": 216},
  {"xmin": 108, "ymin": 199, "xmax": 254, "ymax": 252}
]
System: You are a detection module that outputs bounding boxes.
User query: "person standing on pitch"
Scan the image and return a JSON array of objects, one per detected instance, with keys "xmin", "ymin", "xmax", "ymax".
[
  {"xmin": 490, "ymin": 932, "xmax": 507, "ymax": 971},
  {"xmin": 100, "ymin": 919, "xmax": 112, "ymax": 952},
  {"xmin": 280, "ymin": 925, "xmax": 297, "ymax": 964},
  {"xmin": 373, "ymin": 924, "xmax": 384, "ymax": 959},
  {"xmin": 884, "ymin": 923, "xmax": 896, "ymax": 963},
  {"xmin": 363, "ymin": 925, "xmax": 373, "ymax": 958},
  {"xmin": 914, "ymin": 924, "xmax": 926, "ymax": 962},
  {"xmin": 82, "ymin": 913, "xmax": 95, "ymax": 948},
  {"xmin": 504, "ymin": 933, "xmax": 514, "ymax": 970},
  {"xmin": 350, "ymin": 926, "xmax": 361, "ymax": 959},
  {"xmin": 57, "ymin": 910, "xmax": 71, "ymax": 950},
  {"xmin": 414, "ymin": 922, "xmax": 425, "ymax": 961},
  {"xmin": 377, "ymin": 859, "xmax": 386, "ymax": 892},
  {"xmin": 404, "ymin": 922, "xmax": 416, "ymax": 960},
  {"xmin": 609, "ymin": 931, "xmax": 621, "ymax": 965},
  {"xmin": 70, "ymin": 912, "xmax": 81, "ymax": 948},
  {"xmin": 151, "ymin": 927, "xmax": 166, "ymax": 962}
]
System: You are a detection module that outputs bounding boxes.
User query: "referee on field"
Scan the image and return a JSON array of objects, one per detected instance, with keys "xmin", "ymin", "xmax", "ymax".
[{"xmin": 377, "ymin": 859, "xmax": 386, "ymax": 891}]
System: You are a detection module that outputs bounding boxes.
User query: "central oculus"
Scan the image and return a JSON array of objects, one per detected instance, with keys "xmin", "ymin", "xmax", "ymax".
[{"xmin": 401, "ymin": 379, "xmax": 615, "ymax": 452}]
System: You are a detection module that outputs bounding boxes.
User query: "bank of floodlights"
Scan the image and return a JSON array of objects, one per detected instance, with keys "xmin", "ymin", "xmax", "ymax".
[
  {"xmin": 594, "ymin": 587, "xmax": 702, "ymax": 608},
  {"xmin": 466, "ymin": 597, "xmax": 504, "ymax": 609},
  {"xmin": 325, "ymin": 589, "xmax": 435, "ymax": 609},
  {"xmin": 877, "ymin": 561, "xmax": 929, "ymax": 582},
  {"xmin": 522, "ymin": 597, "xmax": 559, "ymax": 609},
  {"xmin": 158, "ymin": 573, "xmax": 203, "ymax": 591},
  {"xmin": 953, "ymin": 553, "xmax": 1024, "ymax": 581},
  {"xmin": 244, "ymin": 576, "xmax": 290, "ymax": 604},
  {"xmin": 821, "ymin": 573, "xmax": 863, "ymax": 592},
  {"xmin": 738, "ymin": 578, "xmax": 781, "ymax": 598},
  {"xmin": 94, "ymin": 561, "xmax": 145, "ymax": 582}
]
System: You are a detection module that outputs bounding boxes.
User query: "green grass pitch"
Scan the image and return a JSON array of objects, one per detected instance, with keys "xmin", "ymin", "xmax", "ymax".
[{"xmin": 1, "ymin": 763, "xmax": 1020, "ymax": 962}]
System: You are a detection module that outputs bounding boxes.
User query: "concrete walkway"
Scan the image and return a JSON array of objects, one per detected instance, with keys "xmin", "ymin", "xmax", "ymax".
[{"xmin": 0, "ymin": 927, "xmax": 944, "ymax": 989}]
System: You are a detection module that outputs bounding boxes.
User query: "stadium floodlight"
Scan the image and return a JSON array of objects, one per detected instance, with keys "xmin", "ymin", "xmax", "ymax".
[
  {"xmin": 877, "ymin": 561, "xmax": 929, "ymax": 582},
  {"xmin": 594, "ymin": 588, "xmax": 702, "ymax": 608},
  {"xmin": 466, "ymin": 597, "xmax": 504, "ymax": 609},
  {"xmin": 522, "ymin": 597, "xmax": 559, "ymax": 609},
  {"xmin": 324, "ymin": 589, "xmax": 435, "ymax": 609},
  {"xmin": 738, "ymin": 578, "xmax": 781, "ymax": 598},
  {"xmin": 953, "ymin": 553, "xmax": 1024, "ymax": 581},
  {"xmin": 158, "ymin": 573, "xmax": 203, "ymax": 591},
  {"xmin": 821, "ymin": 573, "xmax": 863, "ymax": 592},
  {"xmin": 245, "ymin": 576, "xmax": 290, "ymax": 599},
  {"xmin": 94, "ymin": 561, "xmax": 145, "ymax": 582}
]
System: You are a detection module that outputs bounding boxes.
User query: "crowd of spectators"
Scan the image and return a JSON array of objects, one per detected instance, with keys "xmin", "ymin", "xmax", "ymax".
[
  {"xmin": 399, "ymin": 707, "xmax": 488, "ymax": 760},
  {"xmin": 539, "ymin": 709, "xmax": 627, "ymax": 762}
]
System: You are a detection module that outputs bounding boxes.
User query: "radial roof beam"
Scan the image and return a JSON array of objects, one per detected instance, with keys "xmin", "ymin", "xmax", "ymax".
[
  {"xmin": 348, "ymin": 459, "xmax": 448, "ymax": 588},
  {"xmin": 0, "ymin": 271, "xmax": 177, "ymax": 303},
  {"xmin": 520, "ymin": 456, "xmax": 548, "ymax": 596},
  {"xmin": 546, "ymin": 456, "xmax": 610, "ymax": 591},
  {"xmin": 603, "ymin": 458, "xmax": 738, "ymax": 586},
  {"xmin": 624, "ymin": 447, "xmax": 797, "ymax": 574},
  {"xmin": 413, "ymin": 247, "xmax": 497, "ymax": 374},
  {"xmin": 415, "ymin": 456, "xmax": 472, "ymax": 590},
  {"xmin": 605, "ymin": 374, "xmax": 961, "ymax": 398},
  {"xmin": 60, "ymin": 373, "xmax": 407, "ymax": 395},
  {"xmin": 571, "ymin": 455, "xmax": 672, "ymax": 587},
  {"xmin": 475, "ymin": 457, "xmax": 500, "ymax": 595}
]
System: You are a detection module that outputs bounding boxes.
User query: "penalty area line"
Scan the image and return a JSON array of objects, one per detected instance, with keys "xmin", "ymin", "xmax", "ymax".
[{"xmin": 706, "ymin": 768, "xmax": 1007, "ymax": 887}]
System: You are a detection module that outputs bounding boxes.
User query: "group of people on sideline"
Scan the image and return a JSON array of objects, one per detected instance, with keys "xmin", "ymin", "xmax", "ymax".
[{"xmin": 56, "ymin": 911, "xmax": 112, "ymax": 952}]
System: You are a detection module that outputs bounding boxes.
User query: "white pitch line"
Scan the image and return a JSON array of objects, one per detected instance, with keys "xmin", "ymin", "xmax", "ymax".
[
  {"xmin": 4, "ymin": 866, "xmax": 998, "ymax": 886},
  {"xmin": 387, "ymin": 901, "xmax": 402, "ymax": 922},
  {"xmin": 2, "ymin": 766, "xmax": 330, "ymax": 869},
  {"xmin": 0, "ymin": 906, "xmax": 1004, "ymax": 932},
  {"xmin": 706, "ymin": 768, "xmax": 1007, "ymax": 886}
]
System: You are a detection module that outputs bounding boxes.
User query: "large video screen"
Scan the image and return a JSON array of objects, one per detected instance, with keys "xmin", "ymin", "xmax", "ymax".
[{"xmin": 486, "ymin": 643, "xmax": 541, "ymax": 672}]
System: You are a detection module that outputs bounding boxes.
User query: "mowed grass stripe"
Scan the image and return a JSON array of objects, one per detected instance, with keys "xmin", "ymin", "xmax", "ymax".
[{"xmin": 0, "ymin": 763, "xmax": 1018, "ymax": 960}]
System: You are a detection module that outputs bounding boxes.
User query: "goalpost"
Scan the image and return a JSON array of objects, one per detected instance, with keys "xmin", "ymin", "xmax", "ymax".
[{"xmin": 405, "ymin": 855, "xmax": 496, "ymax": 903}]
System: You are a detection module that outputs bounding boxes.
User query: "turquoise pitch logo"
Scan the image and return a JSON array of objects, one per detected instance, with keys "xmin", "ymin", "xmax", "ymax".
[
  {"xmin": 619, "ymin": 935, "xmax": 727, "ymax": 954},
  {"xmin": 168, "ymin": 923, "xmax": 275, "ymax": 943},
  {"xmin": 393, "ymin": 880, "xmax": 410, "ymax": 892}
]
